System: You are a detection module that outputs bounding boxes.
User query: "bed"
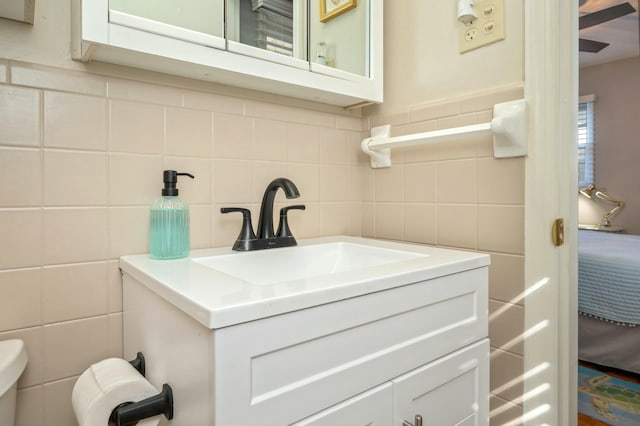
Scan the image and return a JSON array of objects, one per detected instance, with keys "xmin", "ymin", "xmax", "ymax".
[{"xmin": 578, "ymin": 229, "xmax": 640, "ymax": 374}]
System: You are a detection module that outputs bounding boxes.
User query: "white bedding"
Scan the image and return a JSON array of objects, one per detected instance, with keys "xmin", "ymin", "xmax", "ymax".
[{"xmin": 578, "ymin": 230, "xmax": 640, "ymax": 326}]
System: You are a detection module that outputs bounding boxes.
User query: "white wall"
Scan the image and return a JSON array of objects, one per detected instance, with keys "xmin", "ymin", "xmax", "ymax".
[
  {"xmin": 579, "ymin": 57, "xmax": 640, "ymax": 234},
  {"xmin": 0, "ymin": 0, "xmax": 80, "ymax": 70},
  {"xmin": 366, "ymin": 0, "xmax": 524, "ymax": 116}
]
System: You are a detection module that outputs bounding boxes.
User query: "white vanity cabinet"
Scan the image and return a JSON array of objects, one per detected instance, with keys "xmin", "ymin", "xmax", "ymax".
[
  {"xmin": 71, "ymin": 0, "xmax": 383, "ymax": 107},
  {"xmin": 290, "ymin": 383, "xmax": 394, "ymax": 425},
  {"xmin": 120, "ymin": 236, "xmax": 490, "ymax": 425}
]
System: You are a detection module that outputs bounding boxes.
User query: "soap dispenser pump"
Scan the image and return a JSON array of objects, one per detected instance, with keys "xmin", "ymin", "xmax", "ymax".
[{"xmin": 149, "ymin": 170, "xmax": 195, "ymax": 260}]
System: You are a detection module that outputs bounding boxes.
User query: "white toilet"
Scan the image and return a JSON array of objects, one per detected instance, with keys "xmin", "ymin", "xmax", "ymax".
[{"xmin": 0, "ymin": 339, "xmax": 28, "ymax": 426}]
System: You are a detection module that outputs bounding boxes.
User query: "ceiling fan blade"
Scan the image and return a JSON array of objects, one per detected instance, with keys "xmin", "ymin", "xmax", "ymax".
[
  {"xmin": 579, "ymin": 38, "xmax": 611, "ymax": 53},
  {"xmin": 579, "ymin": 2, "xmax": 637, "ymax": 30}
]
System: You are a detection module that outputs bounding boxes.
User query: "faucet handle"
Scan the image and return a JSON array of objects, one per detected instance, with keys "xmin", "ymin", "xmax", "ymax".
[
  {"xmin": 220, "ymin": 207, "xmax": 256, "ymax": 250},
  {"xmin": 280, "ymin": 205, "xmax": 306, "ymax": 213},
  {"xmin": 277, "ymin": 205, "xmax": 305, "ymax": 238}
]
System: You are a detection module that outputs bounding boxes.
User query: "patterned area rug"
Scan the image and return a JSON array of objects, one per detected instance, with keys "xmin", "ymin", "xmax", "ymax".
[{"xmin": 579, "ymin": 366, "xmax": 640, "ymax": 425}]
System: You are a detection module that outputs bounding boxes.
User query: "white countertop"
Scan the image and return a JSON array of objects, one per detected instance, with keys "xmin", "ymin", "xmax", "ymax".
[{"xmin": 120, "ymin": 236, "xmax": 490, "ymax": 329}]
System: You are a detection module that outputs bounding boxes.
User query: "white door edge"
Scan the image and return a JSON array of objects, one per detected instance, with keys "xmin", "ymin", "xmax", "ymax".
[{"xmin": 523, "ymin": 0, "xmax": 578, "ymax": 425}]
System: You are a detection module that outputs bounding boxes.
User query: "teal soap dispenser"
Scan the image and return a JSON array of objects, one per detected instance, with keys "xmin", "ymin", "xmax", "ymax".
[{"xmin": 149, "ymin": 170, "xmax": 195, "ymax": 259}]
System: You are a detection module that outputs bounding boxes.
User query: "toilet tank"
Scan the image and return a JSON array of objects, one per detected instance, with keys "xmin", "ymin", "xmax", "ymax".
[{"xmin": 0, "ymin": 339, "xmax": 28, "ymax": 425}]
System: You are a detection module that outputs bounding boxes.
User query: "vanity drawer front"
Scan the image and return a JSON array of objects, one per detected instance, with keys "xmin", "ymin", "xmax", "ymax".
[{"xmin": 213, "ymin": 267, "xmax": 488, "ymax": 426}]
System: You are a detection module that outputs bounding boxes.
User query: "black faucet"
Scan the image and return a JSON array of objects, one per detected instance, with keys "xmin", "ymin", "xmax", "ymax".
[
  {"xmin": 257, "ymin": 177, "xmax": 299, "ymax": 239},
  {"xmin": 221, "ymin": 178, "xmax": 305, "ymax": 251}
]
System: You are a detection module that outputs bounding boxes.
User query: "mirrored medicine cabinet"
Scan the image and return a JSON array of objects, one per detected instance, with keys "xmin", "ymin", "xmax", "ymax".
[{"xmin": 72, "ymin": 0, "xmax": 382, "ymax": 107}]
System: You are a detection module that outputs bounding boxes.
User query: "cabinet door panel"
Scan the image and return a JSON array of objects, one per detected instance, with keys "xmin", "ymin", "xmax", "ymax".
[
  {"xmin": 109, "ymin": 0, "xmax": 224, "ymax": 40},
  {"xmin": 290, "ymin": 382, "xmax": 393, "ymax": 426},
  {"xmin": 309, "ymin": 0, "xmax": 368, "ymax": 77},
  {"xmin": 394, "ymin": 339, "xmax": 489, "ymax": 426},
  {"xmin": 455, "ymin": 414, "xmax": 476, "ymax": 426}
]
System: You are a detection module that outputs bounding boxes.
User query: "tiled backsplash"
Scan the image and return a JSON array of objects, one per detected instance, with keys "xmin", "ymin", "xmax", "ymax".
[
  {"xmin": 362, "ymin": 85, "xmax": 526, "ymax": 425},
  {"xmin": 0, "ymin": 59, "xmax": 364, "ymax": 425},
  {"xmin": 1, "ymin": 59, "xmax": 525, "ymax": 426}
]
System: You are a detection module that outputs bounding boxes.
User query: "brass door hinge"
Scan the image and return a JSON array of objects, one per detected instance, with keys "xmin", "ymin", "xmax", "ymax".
[{"xmin": 552, "ymin": 218, "xmax": 564, "ymax": 246}]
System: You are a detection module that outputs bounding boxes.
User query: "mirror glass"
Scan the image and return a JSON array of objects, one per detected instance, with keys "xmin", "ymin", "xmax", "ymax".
[
  {"xmin": 310, "ymin": 0, "xmax": 369, "ymax": 77},
  {"xmin": 109, "ymin": 0, "xmax": 225, "ymax": 39},
  {"xmin": 227, "ymin": 0, "xmax": 308, "ymax": 62}
]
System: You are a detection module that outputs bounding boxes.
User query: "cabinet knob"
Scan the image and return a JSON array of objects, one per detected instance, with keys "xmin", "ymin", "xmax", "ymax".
[{"xmin": 403, "ymin": 414, "xmax": 423, "ymax": 426}]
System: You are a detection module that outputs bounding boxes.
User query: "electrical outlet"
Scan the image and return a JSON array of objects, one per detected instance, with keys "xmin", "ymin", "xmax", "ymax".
[
  {"xmin": 458, "ymin": 0, "xmax": 505, "ymax": 53},
  {"xmin": 465, "ymin": 28, "xmax": 478, "ymax": 41}
]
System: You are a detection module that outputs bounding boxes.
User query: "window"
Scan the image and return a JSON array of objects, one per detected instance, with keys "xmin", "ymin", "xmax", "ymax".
[{"xmin": 578, "ymin": 95, "xmax": 595, "ymax": 187}]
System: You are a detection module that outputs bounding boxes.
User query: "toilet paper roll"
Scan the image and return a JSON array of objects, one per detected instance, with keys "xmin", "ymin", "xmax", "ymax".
[{"xmin": 72, "ymin": 358, "xmax": 162, "ymax": 426}]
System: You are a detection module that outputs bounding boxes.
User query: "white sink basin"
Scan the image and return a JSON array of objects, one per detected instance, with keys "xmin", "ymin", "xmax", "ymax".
[
  {"xmin": 120, "ymin": 236, "xmax": 490, "ymax": 328},
  {"xmin": 192, "ymin": 242, "xmax": 427, "ymax": 286}
]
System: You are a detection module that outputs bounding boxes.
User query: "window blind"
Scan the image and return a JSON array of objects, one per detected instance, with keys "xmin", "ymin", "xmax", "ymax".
[
  {"xmin": 578, "ymin": 99, "xmax": 595, "ymax": 187},
  {"xmin": 252, "ymin": 0, "xmax": 293, "ymax": 56}
]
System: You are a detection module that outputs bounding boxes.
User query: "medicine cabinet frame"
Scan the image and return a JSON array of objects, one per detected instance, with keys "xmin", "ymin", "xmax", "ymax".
[{"xmin": 71, "ymin": 0, "xmax": 383, "ymax": 107}]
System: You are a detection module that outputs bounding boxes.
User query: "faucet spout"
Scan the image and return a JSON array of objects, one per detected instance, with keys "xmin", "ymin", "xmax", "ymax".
[{"xmin": 257, "ymin": 178, "xmax": 300, "ymax": 239}]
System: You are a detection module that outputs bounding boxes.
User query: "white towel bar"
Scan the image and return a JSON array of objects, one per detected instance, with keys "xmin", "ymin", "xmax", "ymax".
[{"xmin": 361, "ymin": 99, "xmax": 527, "ymax": 168}]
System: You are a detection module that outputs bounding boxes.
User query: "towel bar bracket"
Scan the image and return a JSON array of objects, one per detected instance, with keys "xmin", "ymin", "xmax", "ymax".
[
  {"xmin": 362, "ymin": 99, "xmax": 527, "ymax": 168},
  {"xmin": 361, "ymin": 125, "xmax": 392, "ymax": 168}
]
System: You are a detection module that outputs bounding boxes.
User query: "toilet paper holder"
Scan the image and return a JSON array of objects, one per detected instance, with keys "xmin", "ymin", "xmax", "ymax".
[
  {"xmin": 108, "ymin": 353, "xmax": 174, "ymax": 426},
  {"xmin": 109, "ymin": 384, "xmax": 173, "ymax": 426}
]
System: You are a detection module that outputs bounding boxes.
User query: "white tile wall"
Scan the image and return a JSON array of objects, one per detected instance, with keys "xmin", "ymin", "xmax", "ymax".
[
  {"xmin": 43, "ymin": 150, "xmax": 108, "ymax": 206},
  {"xmin": 1, "ymin": 59, "xmax": 363, "ymax": 426},
  {"xmin": 0, "ymin": 209, "xmax": 42, "ymax": 269},
  {"xmin": 43, "ymin": 92, "xmax": 108, "ymax": 151},
  {"xmin": 0, "ymin": 86, "xmax": 40, "ymax": 146},
  {"xmin": 165, "ymin": 107, "xmax": 212, "ymax": 157},
  {"xmin": 42, "ymin": 208, "xmax": 109, "ymax": 265},
  {"xmin": 364, "ymin": 86, "xmax": 526, "ymax": 424},
  {"xmin": 0, "ymin": 269, "xmax": 42, "ymax": 331},
  {"xmin": 42, "ymin": 262, "xmax": 108, "ymax": 323},
  {"xmin": 1, "ymin": 59, "xmax": 524, "ymax": 425},
  {"xmin": 0, "ymin": 148, "xmax": 42, "ymax": 206},
  {"xmin": 109, "ymin": 100, "xmax": 164, "ymax": 154}
]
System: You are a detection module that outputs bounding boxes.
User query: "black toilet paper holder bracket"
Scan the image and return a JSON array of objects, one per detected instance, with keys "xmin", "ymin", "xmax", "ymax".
[
  {"xmin": 109, "ymin": 383, "xmax": 174, "ymax": 426},
  {"xmin": 128, "ymin": 352, "xmax": 146, "ymax": 377},
  {"xmin": 108, "ymin": 352, "xmax": 174, "ymax": 426}
]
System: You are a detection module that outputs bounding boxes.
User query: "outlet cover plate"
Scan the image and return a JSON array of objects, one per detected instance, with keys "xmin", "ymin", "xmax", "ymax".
[{"xmin": 458, "ymin": 0, "xmax": 505, "ymax": 53}]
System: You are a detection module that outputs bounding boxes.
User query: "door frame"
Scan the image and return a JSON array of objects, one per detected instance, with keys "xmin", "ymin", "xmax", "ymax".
[{"xmin": 523, "ymin": 0, "xmax": 578, "ymax": 424}]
